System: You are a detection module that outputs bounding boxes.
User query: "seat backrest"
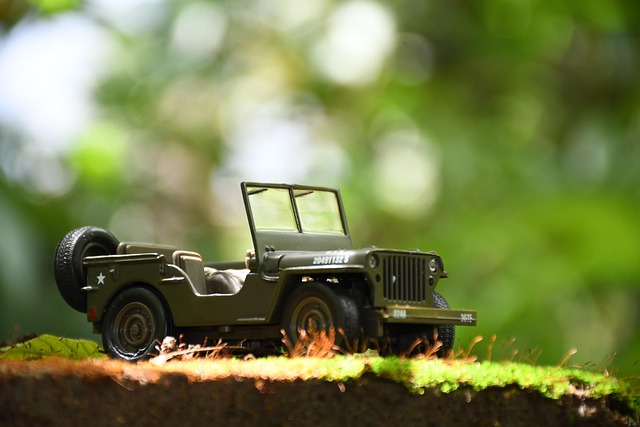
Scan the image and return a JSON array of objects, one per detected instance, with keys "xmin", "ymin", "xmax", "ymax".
[
  {"xmin": 172, "ymin": 250, "xmax": 207, "ymax": 295},
  {"xmin": 118, "ymin": 242, "xmax": 178, "ymax": 260}
]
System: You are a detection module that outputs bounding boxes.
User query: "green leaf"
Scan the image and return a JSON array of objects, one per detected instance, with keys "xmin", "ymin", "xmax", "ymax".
[{"xmin": 0, "ymin": 334, "xmax": 106, "ymax": 360}]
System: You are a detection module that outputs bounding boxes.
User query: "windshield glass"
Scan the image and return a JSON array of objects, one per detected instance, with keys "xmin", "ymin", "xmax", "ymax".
[
  {"xmin": 248, "ymin": 187, "xmax": 297, "ymax": 231},
  {"xmin": 295, "ymin": 189, "xmax": 345, "ymax": 234},
  {"xmin": 247, "ymin": 185, "xmax": 346, "ymax": 235}
]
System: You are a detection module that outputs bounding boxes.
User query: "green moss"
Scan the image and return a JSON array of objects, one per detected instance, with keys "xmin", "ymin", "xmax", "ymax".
[
  {"xmin": 244, "ymin": 355, "xmax": 635, "ymax": 403},
  {"xmin": 302, "ymin": 356, "xmax": 637, "ymax": 413}
]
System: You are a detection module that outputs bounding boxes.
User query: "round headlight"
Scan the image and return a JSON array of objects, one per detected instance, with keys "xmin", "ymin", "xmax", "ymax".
[
  {"xmin": 368, "ymin": 254, "xmax": 379, "ymax": 269},
  {"xmin": 428, "ymin": 257, "xmax": 438, "ymax": 273}
]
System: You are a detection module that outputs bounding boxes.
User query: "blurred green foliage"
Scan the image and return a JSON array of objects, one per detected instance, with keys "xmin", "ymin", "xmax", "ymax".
[
  {"xmin": 0, "ymin": 0, "xmax": 638, "ymax": 374},
  {"xmin": 0, "ymin": 334, "xmax": 105, "ymax": 360}
]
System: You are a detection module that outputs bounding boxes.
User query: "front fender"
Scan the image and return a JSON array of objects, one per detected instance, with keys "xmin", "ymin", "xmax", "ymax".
[{"xmin": 263, "ymin": 265, "xmax": 366, "ymax": 324}]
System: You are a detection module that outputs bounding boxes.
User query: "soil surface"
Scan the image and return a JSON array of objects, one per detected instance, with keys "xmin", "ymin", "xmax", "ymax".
[{"xmin": 0, "ymin": 359, "xmax": 636, "ymax": 427}]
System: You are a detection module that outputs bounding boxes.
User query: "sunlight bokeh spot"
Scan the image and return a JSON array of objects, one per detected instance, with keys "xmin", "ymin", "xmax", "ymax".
[
  {"xmin": 169, "ymin": 2, "xmax": 227, "ymax": 63},
  {"xmin": 372, "ymin": 129, "xmax": 440, "ymax": 219},
  {"xmin": 311, "ymin": 0, "xmax": 396, "ymax": 86}
]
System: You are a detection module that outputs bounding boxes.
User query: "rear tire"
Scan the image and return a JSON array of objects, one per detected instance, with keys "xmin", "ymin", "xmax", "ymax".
[
  {"xmin": 54, "ymin": 226, "xmax": 119, "ymax": 313},
  {"xmin": 102, "ymin": 287, "xmax": 172, "ymax": 361}
]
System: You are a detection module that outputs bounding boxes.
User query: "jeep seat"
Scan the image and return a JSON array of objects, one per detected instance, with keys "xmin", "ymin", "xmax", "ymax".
[
  {"xmin": 173, "ymin": 250, "xmax": 249, "ymax": 295},
  {"xmin": 203, "ymin": 268, "xmax": 248, "ymax": 295},
  {"xmin": 173, "ymin": 251, "xmax": 208, "ymax": 295}
]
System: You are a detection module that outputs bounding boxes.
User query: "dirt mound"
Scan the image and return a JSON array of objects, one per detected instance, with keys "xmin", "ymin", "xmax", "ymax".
[{"xmin": 0, "ymin": 359, "xmax": 635, "ymax": 426}]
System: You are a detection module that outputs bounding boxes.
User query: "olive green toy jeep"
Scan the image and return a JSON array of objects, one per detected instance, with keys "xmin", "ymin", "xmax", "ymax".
[{"xmin": 54, "ymin": 182, "xmax": 476, "ymax": 361}]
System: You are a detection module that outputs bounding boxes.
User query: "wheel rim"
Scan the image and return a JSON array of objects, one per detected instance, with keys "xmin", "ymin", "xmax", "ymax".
[
  {"xmin": 112, "ymin": 302, "xmax": 156, "ymax": 355},
  {"xmin": 289, "ymin": 296, "xmax": 334, "ymax": 339}
]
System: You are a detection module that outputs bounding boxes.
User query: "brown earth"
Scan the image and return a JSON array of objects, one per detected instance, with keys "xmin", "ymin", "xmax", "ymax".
[{"xmin": 0, "ymin": 359, "xmax": 636, "ymax": 427}]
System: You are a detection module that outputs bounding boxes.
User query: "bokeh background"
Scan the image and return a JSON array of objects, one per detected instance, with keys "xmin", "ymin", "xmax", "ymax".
[{"xmin": 1, "ymin": 0, "xmax": 638, "ymax": 374}]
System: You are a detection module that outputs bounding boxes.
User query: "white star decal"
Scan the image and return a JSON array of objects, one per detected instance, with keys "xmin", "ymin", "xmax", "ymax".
[{"xmin": 97, "ymin": 272, "xmax": 106, "ymax": 285}]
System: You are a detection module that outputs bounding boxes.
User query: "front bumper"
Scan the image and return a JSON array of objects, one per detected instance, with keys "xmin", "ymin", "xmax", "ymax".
[{"xmin": 362, "ymin": 305, "xmax": 477, "ymax": 337}]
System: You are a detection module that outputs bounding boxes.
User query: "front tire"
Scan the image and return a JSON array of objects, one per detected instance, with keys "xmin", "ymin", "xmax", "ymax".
[
  {"xmin": 433, "ymin": 291, "xmax": 455, "ymax": 353},
  {"xmin": 394, "ymin": 291, "xmax": 455, "ymax": 357},
  {"xmin": 102, "ymin": 287, "xmax": 172, "ymax": 361},
  {"xmin": 282, "ymin": 282, "xmax": 360, "ymax": 347}
]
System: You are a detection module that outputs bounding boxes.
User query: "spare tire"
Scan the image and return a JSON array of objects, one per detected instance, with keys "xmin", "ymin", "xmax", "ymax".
[{"xmin": 54, "ymin": 226, "xmax": 119, "ymax": 313}]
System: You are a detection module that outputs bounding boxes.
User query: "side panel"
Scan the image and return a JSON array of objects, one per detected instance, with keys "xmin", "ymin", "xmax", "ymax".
[
  {"xmin": 85, "ymin": 255, "xmax": 281, "ymax": 328},
  {"xmin": 161, "ymin": 273, "xmax": 279, "ymax": 326}
]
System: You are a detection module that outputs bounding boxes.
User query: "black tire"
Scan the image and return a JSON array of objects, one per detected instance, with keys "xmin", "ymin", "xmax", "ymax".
[
  {"xmin": 102, "ymin": 287, "xmax": 172, "ymax": 361},
  {"xmin": 394, "ymin": 291, "xmax": 455, "ymax": 357},
  {"xmin": 282, "ymin": 282, "xmax": 360, "ymax": 347},
  {"xmin": 54, "ymin": 226, "xmax": 119, "ymax": 313},
  {"xmin": 433, "ymin": 291, "xmax": 455, "ymax": 354}
]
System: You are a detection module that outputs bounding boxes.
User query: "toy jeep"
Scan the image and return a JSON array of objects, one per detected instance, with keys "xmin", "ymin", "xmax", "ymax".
[{"xmin": 54, "ymin": 182, "xmax": 476, "ymax": 361}]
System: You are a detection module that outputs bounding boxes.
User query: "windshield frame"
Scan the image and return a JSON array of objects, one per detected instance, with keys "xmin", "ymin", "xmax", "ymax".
[{"xmin": 242, "ymin": 182, "xmax": 353, "ymax": 270}]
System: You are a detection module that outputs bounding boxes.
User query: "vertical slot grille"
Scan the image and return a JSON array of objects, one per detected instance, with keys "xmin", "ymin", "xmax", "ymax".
[{"xmin": 382, "ymin": 255, "xmax": 427, "ymax": 303}]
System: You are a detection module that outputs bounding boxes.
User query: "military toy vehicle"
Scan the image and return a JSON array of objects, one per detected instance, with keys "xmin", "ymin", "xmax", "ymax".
[{"xmin": 54, "ymin": 182, "xmax": 476, "ymax": 361}]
